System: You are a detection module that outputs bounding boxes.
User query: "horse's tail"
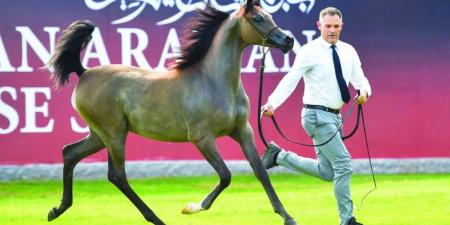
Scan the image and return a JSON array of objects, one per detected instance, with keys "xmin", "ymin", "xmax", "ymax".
[{"xmin": 46, "ymin": 20, "xmax": 95, "ymax": 88}]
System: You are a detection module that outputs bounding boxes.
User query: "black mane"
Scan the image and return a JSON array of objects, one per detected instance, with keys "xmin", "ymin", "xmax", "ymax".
[{"xmin": 172, "ymin": 5, "xmax": 230, "ymax": 70}]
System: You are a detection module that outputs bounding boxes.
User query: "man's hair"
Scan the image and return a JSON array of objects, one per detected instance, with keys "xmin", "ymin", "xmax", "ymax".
[{"xmin": 319, "ymin": 7, "xmax": 343, "ymax": 22}]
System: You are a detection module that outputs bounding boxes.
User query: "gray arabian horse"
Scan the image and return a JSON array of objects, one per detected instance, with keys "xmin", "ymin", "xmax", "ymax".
[{"xmin": 46, "ymin": 1, "xmax": 295, "ymax": 224}]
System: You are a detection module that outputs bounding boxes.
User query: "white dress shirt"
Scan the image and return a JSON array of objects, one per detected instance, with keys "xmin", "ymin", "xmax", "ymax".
[{"xmin": 268, "ymin": 37, "xmax": 372, "ymax": 110}]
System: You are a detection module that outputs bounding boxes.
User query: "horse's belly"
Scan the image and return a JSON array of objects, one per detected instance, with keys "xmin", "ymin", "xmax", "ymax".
[
  {"xmin": 126, "ymin": 109, "xmax": 189, "ymax": 142},
  {"xmin": 130, "ymin": 126, "xmax": 189, "ymax": 142}
]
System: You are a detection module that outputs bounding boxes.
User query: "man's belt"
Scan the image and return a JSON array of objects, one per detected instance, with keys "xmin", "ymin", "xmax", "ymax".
[{"xmin": 303, "ymin": 104, "xmax": 340, "ymax": 114}]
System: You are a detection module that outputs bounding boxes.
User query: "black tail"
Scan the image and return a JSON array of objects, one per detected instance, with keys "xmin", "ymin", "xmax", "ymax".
[{"xmin": 46, "ymin": 20, "xmax": 95, "ymax": 88}]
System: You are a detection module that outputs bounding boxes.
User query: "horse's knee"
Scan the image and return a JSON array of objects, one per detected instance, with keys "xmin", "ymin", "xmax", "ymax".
[
  {"xmin": 62, "ymin": 144, "xmax": 78, "ymax": 166},
  {"xmin": 220, "ymin": 170, "xmax": 232, "ymax": 188},
  {"xmin": 108, "ymin": 170, "xmax": 120, "ymax": 185},
  {"xmin": 253, "ymin": 167, "xmax": 270, "ymax": 182},
  {"xmin": 108, "ymin": 167, "xmax": 128, "ymax": 186}
]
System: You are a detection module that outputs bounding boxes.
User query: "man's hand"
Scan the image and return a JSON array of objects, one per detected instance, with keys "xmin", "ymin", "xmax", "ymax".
[
  {"xmin": 261, "ymin": 104, "xmax": 275, "ymax": 117},
  {"xmin": 356, "ymin": 90, "xmax": 369, "ymax": 105}
]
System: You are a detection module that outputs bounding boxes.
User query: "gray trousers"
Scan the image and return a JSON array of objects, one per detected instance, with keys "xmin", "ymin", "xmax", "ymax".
[{"xmin": 276, "ymin": 108, "xmax": 353, "ymax": 225}]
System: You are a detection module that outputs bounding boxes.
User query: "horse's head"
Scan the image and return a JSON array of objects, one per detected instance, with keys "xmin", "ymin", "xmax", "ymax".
[{"xmin": 238, "ymin": 0, "xmax": 294, "ymax": 53}]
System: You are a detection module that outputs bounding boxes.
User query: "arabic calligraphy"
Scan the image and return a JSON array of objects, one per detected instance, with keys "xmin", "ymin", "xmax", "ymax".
[{"xmin": 84, "ymin": 0, "xmax": 315, "ymax": 25}]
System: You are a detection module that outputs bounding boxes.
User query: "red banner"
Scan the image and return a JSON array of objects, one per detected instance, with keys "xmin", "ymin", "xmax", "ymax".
[{"xmin": 1, "ymin": 0, "xmax": 449, "ymax": 165}]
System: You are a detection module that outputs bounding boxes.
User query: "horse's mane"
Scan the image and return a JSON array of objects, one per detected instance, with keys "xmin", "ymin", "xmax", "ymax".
[{"xmin": 172, "ymin": 5, "xmax": 230, "ymax": 70}]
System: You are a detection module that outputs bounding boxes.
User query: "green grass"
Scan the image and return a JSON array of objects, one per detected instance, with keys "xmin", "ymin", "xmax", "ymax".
[{"xmin": 0, "ymin": 174, "xmax": 449, "ymax": 225}]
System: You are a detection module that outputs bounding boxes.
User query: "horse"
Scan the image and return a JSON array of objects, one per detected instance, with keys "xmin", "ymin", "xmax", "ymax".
[{"xmin": 46, "ymin": 1, "xmax": 295, "ymax": 224}]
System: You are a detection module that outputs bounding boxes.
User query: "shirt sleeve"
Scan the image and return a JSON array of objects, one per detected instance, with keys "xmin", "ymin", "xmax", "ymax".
[
  {"xmin": 267, "ymin": 49, "xmax": 312, "ymax": 110},
  {"xmin": 349, "ymin": 48, "xmax": 372, "ymax": 97}
]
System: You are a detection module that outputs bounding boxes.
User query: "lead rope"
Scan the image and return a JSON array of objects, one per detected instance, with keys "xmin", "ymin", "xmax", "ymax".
[
  {"xmin": 356, "ymin": 105, "xmax": 377, "ymax": 210},
  {"xmin": 256, "ymin": 36, "xmax": 271, "ymax": 148},
  {"xmin": 270, "ymin": 101, "xmax": 358, "ymax": 147}
]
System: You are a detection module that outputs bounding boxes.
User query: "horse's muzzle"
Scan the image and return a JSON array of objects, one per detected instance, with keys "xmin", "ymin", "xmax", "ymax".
[
  {"xmin": 280, "ymin": 35, "xmax": 294, "ymax": 53},
  {"xmin": 267, "ymin": 30, "xmax": 293, "ymax": 54}
]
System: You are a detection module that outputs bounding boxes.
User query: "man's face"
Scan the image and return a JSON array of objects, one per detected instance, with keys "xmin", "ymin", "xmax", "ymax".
[{"xmin": 317, "ymin": 14, "xmax": 343, "ymax": 44}]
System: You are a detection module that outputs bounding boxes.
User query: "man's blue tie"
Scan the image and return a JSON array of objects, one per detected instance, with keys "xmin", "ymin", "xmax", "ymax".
[{"xmin": 331, "ymin": 45, "xmax": 350, "ymax": 103}]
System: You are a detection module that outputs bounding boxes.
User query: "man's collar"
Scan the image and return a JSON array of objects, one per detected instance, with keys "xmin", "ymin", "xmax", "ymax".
[{"xmin": 318, "ymin": 37, "xmax": 341, "ymax": 49}]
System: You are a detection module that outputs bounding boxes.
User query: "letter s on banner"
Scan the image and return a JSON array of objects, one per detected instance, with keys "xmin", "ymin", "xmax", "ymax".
[{"xmin": 0, "ymin": 87, "xmax": 19, "ymax": 134}]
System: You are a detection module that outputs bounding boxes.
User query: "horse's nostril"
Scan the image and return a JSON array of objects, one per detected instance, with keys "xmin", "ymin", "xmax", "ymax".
[{"xmin": 285, "ymin": 35, "xmax": 293, "ymax": 43}]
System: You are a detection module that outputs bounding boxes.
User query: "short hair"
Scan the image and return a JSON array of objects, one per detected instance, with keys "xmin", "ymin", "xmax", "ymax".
[{"xmin": 319, "ymin": 7, "xmax": 343, "ymax": 22}]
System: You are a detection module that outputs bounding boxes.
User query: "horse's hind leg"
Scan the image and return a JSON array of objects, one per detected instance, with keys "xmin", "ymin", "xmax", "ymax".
[
  {"xmin": 231, "ymin": 123, "xmax": 297, "ymax": 225},
  {"xmin": 182, "ymin": 136, "xmax": 231, "ymax": 214},
  {"xmin": 105, "ymin": 137, "xmax": 165, "ymax": 225},
  {"xmin": 48, "ymin": 129, "xmax": 105, "ymax": 221}
]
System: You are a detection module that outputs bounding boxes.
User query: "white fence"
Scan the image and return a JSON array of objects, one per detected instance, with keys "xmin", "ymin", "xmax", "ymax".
[{"xmin": 1, "ymin": 158, "xmax": 449, "ymax": 181}]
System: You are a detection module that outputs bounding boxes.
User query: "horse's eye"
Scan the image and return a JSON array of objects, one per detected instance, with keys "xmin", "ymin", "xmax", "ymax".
[{"xmin": 252, "ymin": 14, "xmax": 265, "ymax": 23}]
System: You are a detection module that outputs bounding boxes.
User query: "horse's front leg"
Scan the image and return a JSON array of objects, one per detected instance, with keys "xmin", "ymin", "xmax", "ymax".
[
  {"xmin": 182, "ymin": 136, "xmax": 231, "ymax": 214},
  {"xmin": 231, "ymin": 123, "xmax": 297, "ymax": 225}
]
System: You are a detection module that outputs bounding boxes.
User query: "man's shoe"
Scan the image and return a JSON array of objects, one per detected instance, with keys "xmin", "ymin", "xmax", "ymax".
[
  {"xmin": 347, "ymin": 217, "xmax": 363, "ymax": 225},
  {"xmin": 261, "ymin": 141, "xmax": 282, "ymax": 169}
]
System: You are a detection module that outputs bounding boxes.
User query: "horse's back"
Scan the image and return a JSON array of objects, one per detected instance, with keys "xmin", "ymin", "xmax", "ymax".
[
  {"xmin": 82, "ymin": 64, "xmax": 176, "ymax": 79},
  {"xmin": 76, "ymin": 64, "xmax": 178, "ymax": 95}
]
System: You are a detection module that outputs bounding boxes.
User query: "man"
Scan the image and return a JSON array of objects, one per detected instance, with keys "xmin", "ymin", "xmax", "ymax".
[{"xmin": 261, "ymin": 7, "xmax": 371, "ymax": 225}]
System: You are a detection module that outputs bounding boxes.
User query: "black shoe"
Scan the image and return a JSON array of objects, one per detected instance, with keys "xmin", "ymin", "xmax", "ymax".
[
  {"xmin": 261, "ymin": 141, "xmax": 282, "ymax": 169},
  {"xmin": 347, "ymin": 217, "xmax": 363, "ymax": 225}
]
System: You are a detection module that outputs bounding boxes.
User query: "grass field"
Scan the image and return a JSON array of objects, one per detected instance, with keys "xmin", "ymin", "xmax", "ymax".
[{"xmin": 0, "ymin": 174, "xmax": 449, "ymax": 225}]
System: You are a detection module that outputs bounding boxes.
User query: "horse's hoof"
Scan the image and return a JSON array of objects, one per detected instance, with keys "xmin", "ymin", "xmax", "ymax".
[
  {"xmin": 284, "ymin": 218, "xmax": 298, "ymax": 225},
  {"xmin": 47, "ymin": 207, "xmax": 59, "ymax": 222},
  {"xmin": 181, "ymin": 202, "xmax": 204, "ymax": 214}
]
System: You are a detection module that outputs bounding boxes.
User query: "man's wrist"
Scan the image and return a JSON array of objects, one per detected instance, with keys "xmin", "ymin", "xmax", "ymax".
[{"xmin": 359, "ymin": 90, "xmax": 369, "ymax": 99}]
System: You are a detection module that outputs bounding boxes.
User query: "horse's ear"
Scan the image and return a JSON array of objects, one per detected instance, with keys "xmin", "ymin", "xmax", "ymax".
[{"xmin": 246, "ymin": 0, "xmax": 253, "ymax": 13}]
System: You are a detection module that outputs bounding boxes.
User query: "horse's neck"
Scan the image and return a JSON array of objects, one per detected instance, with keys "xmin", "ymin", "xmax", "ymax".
[{"xmin": 200, "ymin": 18, "xmax": 244, "ymax": 90}]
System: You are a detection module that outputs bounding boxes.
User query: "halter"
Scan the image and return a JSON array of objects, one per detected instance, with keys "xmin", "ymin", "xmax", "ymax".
[{"xmin": 261, "ymin": 26, "xmax": 280, "ymax": 46}]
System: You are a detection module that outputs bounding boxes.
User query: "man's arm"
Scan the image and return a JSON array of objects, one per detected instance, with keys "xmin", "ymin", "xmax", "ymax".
[
  {"xmin": 262, "ymin": 48, "xmax": 313, "ymax": 116},
  {"xmin": 350, "ymin": 48, "xmax": 371, "ymax": 104}
]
